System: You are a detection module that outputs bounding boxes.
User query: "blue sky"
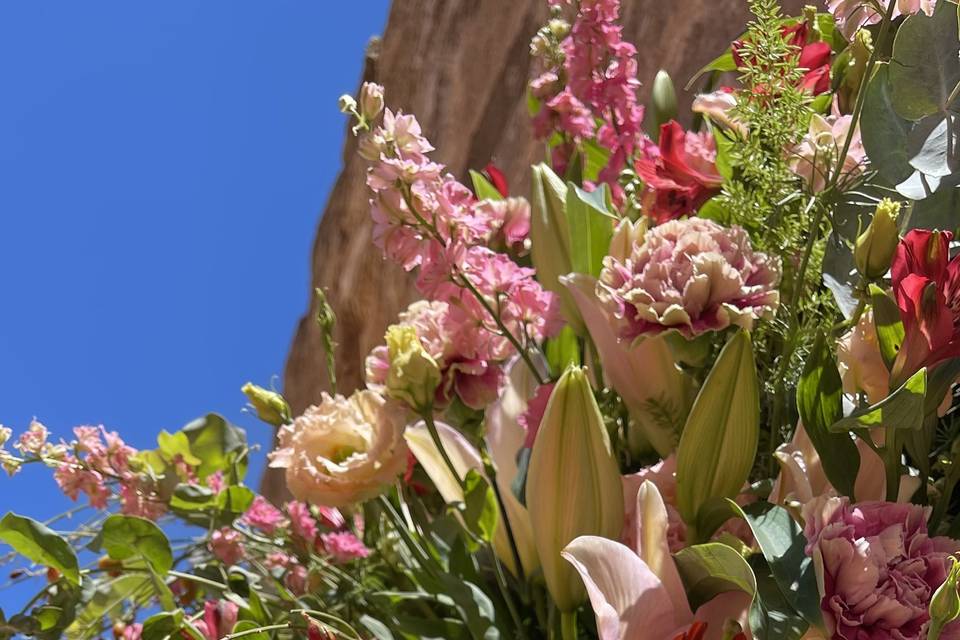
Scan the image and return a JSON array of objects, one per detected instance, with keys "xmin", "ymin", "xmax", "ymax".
[{"xmin": 0, "ymin": 1, "xmax": 389, "ymax": 609}]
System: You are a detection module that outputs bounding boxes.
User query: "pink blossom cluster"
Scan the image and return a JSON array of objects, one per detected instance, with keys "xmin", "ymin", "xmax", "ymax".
[
  {"xmin": 238, "ymin": 497, "xmax": 370, "ymax": 592},
  {"xmin": 358, "ymin": 88, "xmax": 560, "ymax": 406},
  {"xmin": 803, "ymin": 497, "xmax": 960, "ymax": 640},
  {"xmin": 532, "ymin": 0, "xmax": 644, "ymax": 194},
  {"xmin": 48, "ymin": 425, "xmax": 166, "ymax": 520}
]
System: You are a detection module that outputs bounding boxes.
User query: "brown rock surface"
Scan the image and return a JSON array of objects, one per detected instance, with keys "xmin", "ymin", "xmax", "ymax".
[{"xmin": 264, "ymin": 0, "xmax": 803, "ymax": 499}]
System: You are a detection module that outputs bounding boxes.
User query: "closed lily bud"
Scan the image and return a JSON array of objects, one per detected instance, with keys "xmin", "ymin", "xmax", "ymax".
[
  {"xmin": 385, "ymin": 325, "xmax": 441, "ymax": 412},
  {"xmin": 855, "ymin": 199, "xmax": 901, "ymax": 280},
  {"xmin": 650, "ymin": 69, "xmax": 678, "ymax": 133},
  {"xmin": 608, "ymin": 217, "xmax": 648, "ymax": 263},
  {"xmin": 929, "ymin": 557, "xmax": 960, "ymax": 640},
  {"xmin": 525, "ymin": 366, "xmax": 624, "ymax": 611},
  {"xmin": 359, "ymin": 82, "xmax": 384, "ymax": 122},
  {"xmin": 242, "ymin": 382, "xmax": 291, "ymax": 427}
]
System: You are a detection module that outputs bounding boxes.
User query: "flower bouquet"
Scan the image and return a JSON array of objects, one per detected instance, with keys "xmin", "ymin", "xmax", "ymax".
[{"xmin": 3, "ymin": 0, "xmax": 960, "ymax": 638}]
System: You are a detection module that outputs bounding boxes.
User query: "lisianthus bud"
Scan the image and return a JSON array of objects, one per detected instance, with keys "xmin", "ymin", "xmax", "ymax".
[
  {"xmin": 242, "ymin": 382, "xmax": 291, "ymax": 427},
  {"xmin": 929, "ymin": 557, "xmax": 960, "ymax": 640},
  {"xmin": 525, "ymin": 366, "xmax": 624, "ymax": 611},
  {"xmin": 384, "ymin": 325, "xmax": 441, "ymax": 411},
  {"xmin": 855, "ymin": 199, "xmax": 901, "ymax": 280},
  {"xmin": 337, "ymin": 94, "xmax": 357, "ymax": 114},
  {"xmin": 359, "ymin": 82, "xmax": 384, "ymax": 122}
]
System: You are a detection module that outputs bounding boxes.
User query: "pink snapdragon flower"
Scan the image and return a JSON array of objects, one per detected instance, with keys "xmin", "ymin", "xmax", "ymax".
[
  {"xmin": 242, "ymin": 495, "xmax": 286, "ymax": 534},
  {"xmin": 804, "ymin": 497, "xmax": 960, "ymax": 640},
  {"xmin": 828, "ymin": 0, "xmax": 935, "ymax": 40},
  {"xmin": 320, "ymin": 531, "xmax": 371, "ymax": 564},
  {"xmin": 598, "ymin": 218, "xmax": 781, "ymax": 339},
  {"xmin": 209, "ymin": 528, "xmax": 245, "ymax": 566}
]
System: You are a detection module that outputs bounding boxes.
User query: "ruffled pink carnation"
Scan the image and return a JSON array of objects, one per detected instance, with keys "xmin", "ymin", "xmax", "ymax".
[
  {"xmin": 242, "ymin": 495, "xmax": 285, "ymax": 534},
  {"xmin": 598, "ymin": 218, "xmax": 781, "ymax": 339},
  {"xmin": 804, "ymin": 497, "xmax": 960, "ymax": 640},
  {"xmin": 208, "ymin": 528, "xmax": 245, "ymax": 566},
  {"xmin": 320, "ymin": 531, "xmax": 371, "ymax": 564}
]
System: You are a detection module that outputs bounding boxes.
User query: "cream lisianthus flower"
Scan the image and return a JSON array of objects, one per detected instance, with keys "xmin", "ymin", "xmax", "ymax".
[{"xmin": 268, "ymin": 390, "xmax": 407, "ymax": 508}]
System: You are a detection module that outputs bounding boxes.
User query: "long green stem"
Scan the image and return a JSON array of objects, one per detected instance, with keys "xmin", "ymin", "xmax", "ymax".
[
  {"xmin": 421, "ymin": 411, "xmax": 465, "ymax": 492},
  {"xmin": 560, "ymin": 611, "xmax": 578, "ymax": 640}
]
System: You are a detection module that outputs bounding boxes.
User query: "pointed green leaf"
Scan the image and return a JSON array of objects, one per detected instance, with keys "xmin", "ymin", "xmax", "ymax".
[
  {"xmin": 463, "ymin": 470, "xmax": 498, "ymax": 545},
  {"xmin": 869, "ymin": 284, "xmax": 905, "ymax": 371},
  {"xmin": 748, "ymin": 555, "xmax": 809, "ymax": 640},
  {"xmin": 797, "ymin": 332, "xmax": 860, "ymax": 497},
  {"xmin": 469, "ymin": 170, "xmax": 503, "ymax": 201},
  {"xmin": 0, "ymin": 513, "xmax": 80, "ymax": 585},
  {"xmin": 676, "ymin": 331, "xmax": 759, "ymax": 534},
  {"xmin": 565, "ymin": 183, "xmax": 615, "ymax": 277},
  {"xmin": 831, "ymin": 367, "xmax": 927, "ymax": 432}
]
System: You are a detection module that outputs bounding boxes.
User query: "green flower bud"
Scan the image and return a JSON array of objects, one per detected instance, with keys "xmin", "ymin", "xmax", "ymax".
[
  {"xmin": 385, "ymin": 325, "xmax": 441, "ymax": 412},
  {"xmin": 358, "ymin": 82, "xmax": 384, "ymax": 122},
  {"xmin": 525, "ymin": 366, "xmax": 624, "ymax": 611},
  {"xmin": 242, "ymin": 383, "xmax": 291, "ymax": 427},
  {"xmin": 929, "ymin": 556, "xmax": 960, "ymax": 640},
  {"xmin": 337, "ymin": 94, "xmax": 357, "ymax": 115},
  {"xmin": 855, "ymin": 199, "xmax": 901, "ymax": 280}
]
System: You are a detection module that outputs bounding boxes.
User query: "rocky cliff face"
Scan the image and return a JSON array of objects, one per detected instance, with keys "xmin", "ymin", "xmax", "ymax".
[{"xmin": 265, "ymin": 0, "xmax": 802, "ymax": 499}]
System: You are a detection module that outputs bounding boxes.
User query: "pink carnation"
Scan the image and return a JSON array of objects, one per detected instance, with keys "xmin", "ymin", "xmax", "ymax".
[
  {"xmin": 804, "ymin": 497, "xmax": 960, "ymax": 640},
  {"xmin": 242, "ymin": 495, "xmax": 285, "ymax": 534},
  {"xmin": 320, "ymin": 531, "xmax": 371, "ymax": 564},
  {"xmin": 208, "ymin": 528, "xmax": 245, "ymax": 566},
  {"xmin": 598, "ymin": 218, "xmax": 781, "ymax": 339}
]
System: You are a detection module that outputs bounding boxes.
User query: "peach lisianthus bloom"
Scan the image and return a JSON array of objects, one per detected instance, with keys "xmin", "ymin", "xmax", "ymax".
[
  {"xmin": 788, "ymin": 114, "xmax": 866, "ymax": 193},
  {"xmin": 268, "ymin": 391, "xmax": 407, "ymax": 508}
]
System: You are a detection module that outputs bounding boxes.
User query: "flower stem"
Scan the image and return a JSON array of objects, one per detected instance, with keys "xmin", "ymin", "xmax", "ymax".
[
  {"xmin": 421, "ymin": 411, "xmax": 465, "ymax": 493},
  {"xmin": 560, "ymin": 610, "xmax": 578, "ymax": 640}
]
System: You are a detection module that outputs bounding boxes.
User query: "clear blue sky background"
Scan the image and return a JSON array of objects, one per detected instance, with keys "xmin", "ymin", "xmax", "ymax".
[{"xmin": 0, "ymin": 1, "xmax": 389, "ymax": 610}]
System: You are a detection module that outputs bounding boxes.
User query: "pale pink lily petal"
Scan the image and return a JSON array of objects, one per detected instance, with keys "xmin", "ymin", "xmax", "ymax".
[
  {"xmin": 561, "ymin": 536, "xmax": 677, "ymax": 640},
  {"xmin": 635, "ymin": 480, "xmax": 692, "ymax": 627},
  {"xmin": 691, "ymin": 591, "xmax": 753, "ymax": 640},
  {"xmin": 561, "ymin": 273, "xmax": 693, "ymax": 457}
]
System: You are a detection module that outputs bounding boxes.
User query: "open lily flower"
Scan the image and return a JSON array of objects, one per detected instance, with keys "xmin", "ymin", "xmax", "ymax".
[{"xmin": 562, "ymin": 481, "xmax": 751, "ymax": 640}]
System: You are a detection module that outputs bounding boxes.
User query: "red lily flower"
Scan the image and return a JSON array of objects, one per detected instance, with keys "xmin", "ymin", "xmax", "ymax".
[
  {"xmin": 635, "ymin": 120, "xmax": 723, "ymax": 223},
  {"xmin": 890, "ymin": 229, "xmax": 960, "ymax": 383}
]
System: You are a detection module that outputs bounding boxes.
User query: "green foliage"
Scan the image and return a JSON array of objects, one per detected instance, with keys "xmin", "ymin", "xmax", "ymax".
[
  {"xmin": 0, "ymin": 513, "xmax": 80, "ymax": 585},
  {"xmin": 674, "ymin": 542, "xmax": 757, "ymax": 611}
]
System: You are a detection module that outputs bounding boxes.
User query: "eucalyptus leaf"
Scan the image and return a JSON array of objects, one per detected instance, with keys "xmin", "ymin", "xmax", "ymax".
[
  {"xmin": 861, "ymin": 64, "xmax": 914, "ymax": 185},
  {"xmin": 907, "ymin": 113, "xmax": 960, "ymax": 178},
  {"xmin": 831, "ymin": 367, "xmax": 927, "ymax": 432},
  {"xmin": 674, "ymin": 542, "xmax": 757, "ymax": 611},
  {"xmin": 748, "ymin": 555, "xmax": 809, "ymax": 640}
]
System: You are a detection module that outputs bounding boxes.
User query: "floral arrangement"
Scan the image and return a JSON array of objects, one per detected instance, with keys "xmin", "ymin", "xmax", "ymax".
[{"xmin": 3, "ymin": 0, "xmax": 960, "ymax": 638}]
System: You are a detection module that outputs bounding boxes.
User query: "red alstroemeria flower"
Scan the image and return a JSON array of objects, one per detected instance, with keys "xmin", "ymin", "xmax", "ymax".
[
  {"xmin": 890, "ymin": 229, "xmax": 960, "ymax": 383},
  {"xmin": 635, "ymin": 120, "xmax": 723, "ymax": 223},
  {"xmin": 733, "ymin": 21, "xmax": 832, "ymax": 95},
  {"xmin": 483, "ymin": 162, "xmax": 509, "ymax": 197}
]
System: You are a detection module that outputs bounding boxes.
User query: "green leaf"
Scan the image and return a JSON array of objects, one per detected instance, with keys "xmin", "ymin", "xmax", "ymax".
[
  {"xmin": 462, "ymin": 470, "xmax": 498, "ymax": 545},
  {"xmin": 731, "ymin": 502, "xmax": 823, "ymax": 631},
  {"xmin": 870, "ymin": 284, "xmax": 905, "ymax": 371},
  {"xmin": 66, "ymin": 575, "xmax": 153, "ymax": 640},
  {"xmin": 890, "ymin": 0, "xmax": 960, "ymax": 121},
  {"xmin": 862, "ymin": 64, "xmax": 916, "ymax": 186},
  {"xmin": 142, "ymin": 610, "xmax": 184, "ymax": 640},
  {"xmin": 156, "ymin": 430, "xmax": 201, "ymax": 466},
  {"xmin": 181, "ymin": 413, "xmax": 247, "ymax": 481},
  {"xmin": 686, "ymin": 51, "xmax": 737, "ymax": 90},
  {"xmin": 229, "ymin": 621, "xmax": 268, "ymax": 640},
  {"xmin": 101, "ymin": 515, "xmax": 173, "ymax": 574},
  {"xmin": 565, "ymin": 183, "xmax": 615, "ymax": 278},
  {"xmin": 748, "ymin": 555, "xmax": 809, "ymax": 640},
  {"xmin": 0, "ymin": 513, "xmax": 80, "ymax": 585},
  {"xmin": 831, "ymin": 367, "xmax": 927, "ymax": 432},
  {"xmin": 169, "ymin": 483, "xmax": 216, "ymax": 511},
  {"xmin": 580, "ymin": 138, "xmax": 611, "ymax": 184},
  {"xmin": 545, "ymin": 325, "xmax": 581, "ymax": 373},
  {"xmin": 713, "ymin": 129, "xmax": 735, "ymax": 181},
  {"xmin": 796, "ymin": 332, "xmax": 860, "ymax": 497},
  {"xmin": 676, "ymin": 331, "xmax": 759, "ymax": 536},
  {"xmin": 674, "ymin": 542, "xmax": 757, "ymax": 611},
  {"xmin": 469, "ymin": 170, "xmax": 503, "ymax": 201}
]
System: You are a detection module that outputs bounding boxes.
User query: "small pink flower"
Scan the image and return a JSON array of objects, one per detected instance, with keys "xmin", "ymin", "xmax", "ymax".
[
  {"xmin": 15, "ymin": 420, "xmax": 49, "ymax": 457},
  {"xmin": 205, "ymin": 471, "xmax": 225, "ymax": 494},
  {"xmin": 119, "ymin": 481, "xmax": 166, "ymax": 521},
  {"xmin": 208, "ymin": 528, "xmax": 245, "ymax": 566},
  {"xmin": 54, "ymin": 456, "xmax": 110, "ymax": 509},
  {"xmin": 804, "ymin": 497, "xmax": 960, "ymax": 640},
  {"xmin": 598, "ymin": 218, "xmax": 781, "ymax": 339},
  {"xmin": 195, "ymin": 600, "xmax": 239, "ymax": 640},
  {"xmin": 286, "ymin": 501, "xmax": 318, "ymax": 543},
  {"xmin": 284, "ymin": 563, "xmax": 309, "ymax": 595},
  {"xmin": 789, "ymin": 114, "xmax": 866, "ymax": 193},
  {"xmin": 121, "ymin": 623, "xmax": 143, "ymax": 640},
  {"xmin": 320, "ymin": 531, "xmax": 371, "ymax": 564},
  {"xmin": 242, "ymin": 496, "xmax": 285, "ymax": 534},
  {"xmin": 828, "ymin": 0, "xmax": 935, "ymax": 40}
]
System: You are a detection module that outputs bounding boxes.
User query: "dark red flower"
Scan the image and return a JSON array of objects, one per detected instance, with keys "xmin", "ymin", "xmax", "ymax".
[
  {"xmin": 635, "ymin": 120, "xmax": 723, "ymax": 223},
  {"xmin": 733, "ymin": 21, "xmax": 832, "ymax": 95},
  {"xmin": 483, "ymin": 163, "xmax": 509, "ymax": 197},
  {"xmin": 890, "ymin": 229, "xmax": 960, "ymax": 383}
]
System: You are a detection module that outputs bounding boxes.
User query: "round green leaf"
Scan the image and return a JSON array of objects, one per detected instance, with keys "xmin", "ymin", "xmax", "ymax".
[
  {"xmin": 0, "ymin": 513, "xmax": 80, "ymax": 585},
  {"xmin": 101, "ymin": 515, "xmax": 173, "ymax": 574}
]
